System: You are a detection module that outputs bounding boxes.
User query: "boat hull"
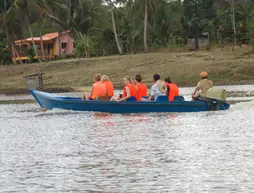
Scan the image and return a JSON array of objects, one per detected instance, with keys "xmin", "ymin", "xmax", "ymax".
[{"xmin": 30, "ymin": 90, "xmax": 230, "ymax": 113}]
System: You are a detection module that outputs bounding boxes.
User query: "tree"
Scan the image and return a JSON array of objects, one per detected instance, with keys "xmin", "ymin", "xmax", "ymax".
[
  {"xmin": 0, "ymin": 0, "xmax": 22, "ymax": 64},
  {"xmin": 144, "ymin": 0, "xmax": 148, "ymax": 52},
  {"xmin": 213, "ymin": 0, "xmax": 248, "ymax": 9},
  {"xmin": 182, "ymin": 14, "xmax": 199, "ymax": 36},
  {"xmin": 236, "ymin": 0, "xmax": 254, "ymax": 26},
  {"xmin": 105, "ymin": 0, "xmax": 124, "ymax": 55},
  {"xmin": 4, "ymin": 0, "xmax": 43, "ymax": 63},
  {"xmin": 75, "ymin": 33, "xmax": 94, "ymax": 57},
  {"xmin": 143, "ymin": 0, "xmax": 155, "ymax": 52},
  {"xmin": 183, "ymin": 0, "xmax": 215, "ymax": 37}
]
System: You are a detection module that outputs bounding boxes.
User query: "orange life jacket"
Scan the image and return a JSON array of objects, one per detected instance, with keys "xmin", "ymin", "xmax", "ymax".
[
  {"xmin": 167, "ymin": 83, "xmax": 179, "ymax": 101},
  {"xmin": 90, "ymin": 81, "xmax": 107, "ymax": 99},
  {"xmin": 103, "ymin": 80, "xmax": 114, "ymax": 97},
  {"xmin": 122, "ymin": 84, "xmax": 137, "ymax": 98},
  {"xmin": 136, "ymin": 83, "xmax": 147, "ymax": 101}
]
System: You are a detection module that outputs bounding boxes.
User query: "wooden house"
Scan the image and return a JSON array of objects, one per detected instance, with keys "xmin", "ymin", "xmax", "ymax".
[{"xmin": 13, "ymin": 31, "xmax": 74, "ymax": 63}]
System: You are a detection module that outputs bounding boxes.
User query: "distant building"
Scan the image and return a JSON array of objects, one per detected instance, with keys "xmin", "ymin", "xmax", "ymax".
[
  {"xmin": 187, "ymin": 35, "xmax": 209, "ymax": 50},
  {"xmin": 12, "ymin": 31, "xmax": 74, "ymax": 62}
]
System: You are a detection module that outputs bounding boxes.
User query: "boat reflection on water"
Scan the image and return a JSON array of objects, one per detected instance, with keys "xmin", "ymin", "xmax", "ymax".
[{"xmin": 92, "ymin": 112, "xmax": 179, "ymax": 126}]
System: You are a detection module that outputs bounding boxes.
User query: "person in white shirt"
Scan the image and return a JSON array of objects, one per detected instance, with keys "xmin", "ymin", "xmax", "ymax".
[{"xmin": 149, "ymin": 74, "xmax": 167, "ymax": 101}]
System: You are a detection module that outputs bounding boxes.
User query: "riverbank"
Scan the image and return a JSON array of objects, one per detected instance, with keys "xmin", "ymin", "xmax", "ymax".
[{"xmin": 1, "ymin": 46, "xmax": 254, "ymax": 95}]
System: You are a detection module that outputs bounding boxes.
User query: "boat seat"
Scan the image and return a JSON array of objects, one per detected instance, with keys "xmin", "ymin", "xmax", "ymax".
[
  {"xmin": 58, "ymin": 97, "xmax": 82, "ymax": 101},
  {"xmin": 174, "ymin": 96, "xmax": 185, "ymax": 101},
  {"xmin": 96, "ymin": 96, "xmax": 112, "ymax": 101},
  {"xmin": 126, "ymin": 97, "xmax": 136, "ymax": 102},
  {"xmin": 155, "ymin": 96, "xmax": 168, "ymax": 102}
]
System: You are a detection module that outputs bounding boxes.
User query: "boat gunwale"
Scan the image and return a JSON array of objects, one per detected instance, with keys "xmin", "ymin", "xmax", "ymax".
[{"xmin": 33, "ymin": 90, "xmax": 208, "ymax": 107}]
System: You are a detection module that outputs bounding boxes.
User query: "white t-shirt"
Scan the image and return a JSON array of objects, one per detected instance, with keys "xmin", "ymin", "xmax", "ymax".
[{"xmin": 151, "ymin": 81, "xmax": 166, "ymax": 99}]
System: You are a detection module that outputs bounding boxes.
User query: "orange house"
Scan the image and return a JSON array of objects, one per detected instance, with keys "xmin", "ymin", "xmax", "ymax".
[{"xmin": 13, "ymin": 31, "xmax": 74, "ymax": 62}]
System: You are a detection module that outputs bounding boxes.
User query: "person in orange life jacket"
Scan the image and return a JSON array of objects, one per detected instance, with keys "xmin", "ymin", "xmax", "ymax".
[
  {"xmin": 110, "ymin": 76, "xmax": 137, "ymax": 102},
  {"xmin": 164, "ymin": 76, "xmax": 179, "ymax": 101},
  {"xmin": 101, "ymin": 75, "xmax": 114, "ymax": 97},
  {"xmin": 82, "ymin": 73, "xmax": 107, "ymax": 100},
  {"xmin": 134, "ymin": 74, "xmax": 148, "ymax": 101}
]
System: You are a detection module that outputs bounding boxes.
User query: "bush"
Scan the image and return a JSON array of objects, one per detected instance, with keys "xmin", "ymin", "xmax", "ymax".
[
  {"xmin": 177, "ymin": 37, "xmax": 185, "ymax": 47},
  {"xmin": 23, "ymin": 46, "xmax": 36, "ymax": 63},
  {"xmin": 168, "ymin": 36, "xmax": 185, "ymax": 47},
  {"xmin": 75, "ymin": 33, "xmax": 95, "ymax": 58},
  {"xmin": 250, "ymin": 38, "xmax": 254, "ymax": 53},
  {"xmin": 0, "ymin": 42, "xmax": 10, "ymax": 65},
  {"xmin": 0, "ymin": 51, "xmax": 11, "ymax": 65}
]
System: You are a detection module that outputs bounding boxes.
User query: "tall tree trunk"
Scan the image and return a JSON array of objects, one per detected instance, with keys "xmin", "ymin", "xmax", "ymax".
[
  {"xmin": 11, "ymin": 42, "xmax": 22, "ymax": 64},
  {"xmin": 217, "ymin": 28, "xmax": 219, "ymax": 43},
  {"xmin": 111, "ymin": 9, "xmax": 123, "ymax": 55},
  {"xmin": 4, "ymin": 22, "xmax": 17, "ymax": 64},
  {"xmin": 144, "ymin": 0, "xmax": 148, "ymax": 53},
  {"xmin": 11, "ymin": 42, "xmax": 23, "ymax": 65},
  {"xmin": 58, "ymin": 31, "xmax": 62, "ymax": 59},
  {"xmin": 11, "ymin": 43, "xmax": 17, "ymax": 64},
  {"xmin": 29, "ymin": 25, "xmax": 41, "ymax": 63},
  {"xmin": 17, "ymin": 45, "xmax": 22, "ymax": 64},
  {"xmin": 40, "ymin": 32, "xmax": 45, "ymax": 61}
]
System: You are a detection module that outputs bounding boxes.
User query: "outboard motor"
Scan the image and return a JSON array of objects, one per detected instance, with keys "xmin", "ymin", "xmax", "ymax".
[{"xmin": 205, "ymin": 88, "xmax": 228, "ymax": 111}]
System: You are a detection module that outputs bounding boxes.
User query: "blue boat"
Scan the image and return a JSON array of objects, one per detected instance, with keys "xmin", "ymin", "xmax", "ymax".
[{"xmin": 30, "ymin": 90, "xmax": 230, "ymax": 113}]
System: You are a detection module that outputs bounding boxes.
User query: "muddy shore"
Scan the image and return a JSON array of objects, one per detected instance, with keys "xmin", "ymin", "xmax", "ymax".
[{"xmin": 1, "ymin": 47, "xmax": 254, "ymax": 95}]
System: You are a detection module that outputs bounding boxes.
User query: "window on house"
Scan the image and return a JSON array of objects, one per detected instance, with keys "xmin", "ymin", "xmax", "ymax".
[{"xmin": 62, "ymin": 43, "xmax": 67, "ymax": 49}]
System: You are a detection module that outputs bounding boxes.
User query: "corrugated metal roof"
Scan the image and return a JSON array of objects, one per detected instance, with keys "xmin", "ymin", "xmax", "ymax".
[{"xmin": 14, "ymin": 31, "xmax": 71, "ymax": 44}]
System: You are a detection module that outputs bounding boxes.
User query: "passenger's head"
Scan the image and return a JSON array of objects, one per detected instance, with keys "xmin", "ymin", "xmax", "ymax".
[
  {"xmin": 94, "ymin": 73, "xmax": 101, "ymax": 82},
  {"xmin": 135, "ymin": 74, "xmax": 142, "ymax": 83},
  {"xmin": 153, "ymin": 74, "xmax": 160, "ymax": 82},
  {"xmin": 123, "ymin": 76, "xmax": 131, "ymax": 86},
  {"xmin": 159, "ymin": 81, "xmax": 167, "ymax": 93},
  {"xmin": 101, "ymin": 75, "xmax": 109, "ymax": 82},
  {"xmin": 164, "ymin": 76, "xmax": 172, "ymax": 83},
  {"xmin": 200, "ymin": 71, "xmax": 208, "ymax": 79}
]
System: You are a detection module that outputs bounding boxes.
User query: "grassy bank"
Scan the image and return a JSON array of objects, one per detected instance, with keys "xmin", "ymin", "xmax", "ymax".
[{"xmin": 1, "ymin": 46, "xmax": 254, "ymax": 94}]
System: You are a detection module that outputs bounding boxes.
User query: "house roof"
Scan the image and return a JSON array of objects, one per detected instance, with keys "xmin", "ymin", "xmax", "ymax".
[
  {"xmin": 14, "ymin": 31, "xmax": 71, "ymax": 45},
  {"xmin": 41, "ymin": 32, "xmax": 59, "ymax": 40}
]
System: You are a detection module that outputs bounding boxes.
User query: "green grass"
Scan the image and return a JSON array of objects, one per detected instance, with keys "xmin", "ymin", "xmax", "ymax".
[{"xmin": 1, "ymin": 47, "xmax": 254, "ymax": 94}]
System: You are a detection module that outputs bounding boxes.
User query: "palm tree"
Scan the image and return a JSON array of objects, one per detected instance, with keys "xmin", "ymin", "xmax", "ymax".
[
  {"xmin": 144, "ymin": 0, "xmax": 148, "ymax": 52},
  {"xmin": 182, "ymin": 14, "xmax": 199, "ymax": 36},
  {"xmin": 1, "ymin": 0, "xmax": 24, "ymax": 64},
  {"xmin": 47, "ymin": 0, "xmax": 105, "ymax": 56},
  {"xmin": 75, "ymin": 33, "xmax": 94, "ymax": 57},
  {"xmin": 105, "ymin": 0, "xmax": 123, "ymax": 54},
  {"xmin": 143, "ymin": 0, "xmax": 155, "ymax": 53},
  {"xmin": 236, "ymin": 1, "xmax": 254, "ymax": 25},
  {"xmin": 4, "ymin": 0, "xmax": 43, "ymax": 63},
  {"xmin": 213, "ymin": 0, "xmax": 247, "ymax": 9}
]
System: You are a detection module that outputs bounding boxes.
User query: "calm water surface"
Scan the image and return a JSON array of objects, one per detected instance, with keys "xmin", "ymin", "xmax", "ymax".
[{"xmin": 1, "ymin": 85, "xmax": 254, "ymax": 192}]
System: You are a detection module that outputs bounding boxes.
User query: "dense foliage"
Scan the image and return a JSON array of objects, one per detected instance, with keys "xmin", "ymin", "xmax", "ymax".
[{"xmin": 1, "ymin": 0, "xmax": 254, "ymax": 63}]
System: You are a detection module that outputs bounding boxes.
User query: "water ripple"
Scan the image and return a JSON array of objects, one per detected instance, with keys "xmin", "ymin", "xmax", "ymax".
[{"xmin": 1, "ymin": 86, "xmax": 254, "ymax": 192}]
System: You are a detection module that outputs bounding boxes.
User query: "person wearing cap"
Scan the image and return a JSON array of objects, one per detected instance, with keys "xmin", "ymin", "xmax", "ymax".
[
  {"xmin": 149, "ymin": 74, "xmax": 167, "ymax": 101},
  {"xmin": 101, "ymin": 75, "xmax": 114, "ymax": 97},
  {"xmin": 192, "ymin": 71, "xmax": 213, "ymax": 99},
  {"xmin": 82, "ymin": 73, "xmax": 107, "ymax": 100}
]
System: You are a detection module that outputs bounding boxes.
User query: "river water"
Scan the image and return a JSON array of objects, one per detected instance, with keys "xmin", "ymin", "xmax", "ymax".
[{"xmin": 1, "ymin": 85, "xmax": 254, "ymax": 192}]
